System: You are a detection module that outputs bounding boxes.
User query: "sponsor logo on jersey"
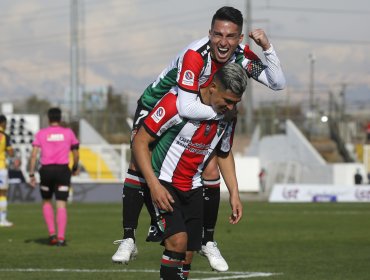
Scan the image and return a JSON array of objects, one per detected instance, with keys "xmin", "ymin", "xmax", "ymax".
[
  {"xmin": 47, "ymin": 133, "xmax": 64, "ymax": 142},
  {"xmin": 182, "ymin": 70, "xmax": 195, "ymax": 86},
  {"xmin": 159, "ymin": 118, "xmax": 178, "ymax": 135},
  {"xmin": 151, "ymin": 107, "xmax": 165, "ymax": 123}
]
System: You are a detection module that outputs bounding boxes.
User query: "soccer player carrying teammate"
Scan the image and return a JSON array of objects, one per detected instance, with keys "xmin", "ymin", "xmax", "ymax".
[
  {"xmin": 0, "ymin": 115, "xmax": 14, "ymax": 227},
  {"xmin": 112, "ymin": 6, "xmax": 285, "ymax": 271},
  {"xmin": 133, "ymin": 63, "xmax": 246, "ymax": 280},
  {"xmin": 29, "ymin": 108, "xmax": 79, "ymax": 246}
]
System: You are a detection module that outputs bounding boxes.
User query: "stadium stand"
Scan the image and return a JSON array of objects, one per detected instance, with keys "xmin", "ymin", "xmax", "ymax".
[
  {"xmin": 5, "ymin": 114, "xmax": 40, "ymax": 175},
  {"xmin": 5, "ymin": 115, "xmax": 123, "ymax": 182},
  {"xmin": 78, "ymin": 147, "xmax": 115, "ymax": 180}
]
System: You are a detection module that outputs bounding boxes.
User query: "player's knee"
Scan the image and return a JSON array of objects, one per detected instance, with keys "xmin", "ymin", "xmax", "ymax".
[{"xmin": 165, "ymin": 232, "xmax": 187, "ymax": 252}]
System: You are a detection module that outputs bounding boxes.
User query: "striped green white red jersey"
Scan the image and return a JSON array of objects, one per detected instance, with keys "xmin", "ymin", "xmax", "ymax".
[
  {"xmin": 139, "ymin": 36, "xmax": 285, "ymax": 111},
  {"xmin": 143, "ymin": 92, "xmax": 235, "ymax": 192}
]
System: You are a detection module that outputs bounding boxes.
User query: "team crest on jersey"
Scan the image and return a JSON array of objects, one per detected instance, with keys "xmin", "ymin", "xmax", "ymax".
[
  {"xmin": 182, "ymin": 70, "xmax": 195, "ymax": 86},
  {"xmin": 217, "ymin": 122, "xmax": 227, "ymax": 136},
  {"xmin": 204, "ymin": 123, "xmax": 211, "ymax": 136},
  {"xmin": 151, "ymin": 107, "xmax": 165, "ymax": 123}
]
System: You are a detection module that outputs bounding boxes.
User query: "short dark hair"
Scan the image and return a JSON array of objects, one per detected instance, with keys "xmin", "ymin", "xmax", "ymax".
[
  {"xmin": 214, "ymin": 63, "xmax": 248, "ymax": 98},
  {"xmin": 211, "ymin": 6, "xmax": 243, "ymax": 32},
  {"xmin": 48, "ymin": 107, "xmax": 62, "ymax": 123},
  {"xmin": 0, "ymin": 114, "xmax": 7, "ymax": 124}
]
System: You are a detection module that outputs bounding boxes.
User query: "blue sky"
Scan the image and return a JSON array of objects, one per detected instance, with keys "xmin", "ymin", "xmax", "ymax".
[{"xmin": 0, "ymin": 0, "xmax": 369, "ymax": 113}]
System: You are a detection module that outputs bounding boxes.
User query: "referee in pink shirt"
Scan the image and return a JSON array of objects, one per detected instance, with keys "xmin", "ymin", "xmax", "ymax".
[{"xmin": 29, "ymin": 107, "xmax": 79, "ymax": 246}]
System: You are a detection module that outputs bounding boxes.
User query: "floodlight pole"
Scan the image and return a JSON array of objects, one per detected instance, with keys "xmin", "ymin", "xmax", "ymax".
[
  {"xmin": 70, "ymin": 0, "xmax": 79, "ymax": 120},
  {"xmin": 308, "ymin": 53, "xmax": 315, "ymax": 139},
  {"xmin": 309, "ymin": 53, "xmax": 315, "ymax": 115}
]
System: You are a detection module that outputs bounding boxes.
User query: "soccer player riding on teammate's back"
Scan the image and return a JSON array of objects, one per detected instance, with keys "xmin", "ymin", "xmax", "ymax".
[
  {"xmin": 133, "ymin": 63, "xmax": 247, "ymax": 279},
  {"xmin": 112, "ymin": 5, "xmax": 285, "ymax": 272}
]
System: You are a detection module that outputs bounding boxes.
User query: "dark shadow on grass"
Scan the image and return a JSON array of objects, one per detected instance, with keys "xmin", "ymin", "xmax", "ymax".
[
  {"xmin": 24, "ymin": 237, "xmax": 51, "ymax": 246},
  {"xmin": 24, "ymin": 238, "xmax": 70, "ymax": 246}
]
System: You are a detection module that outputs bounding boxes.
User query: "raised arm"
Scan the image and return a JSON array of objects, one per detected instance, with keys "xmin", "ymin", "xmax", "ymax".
[{"xmin": 246, "ymin": 29, "xmax": 286, "ymax": 90}]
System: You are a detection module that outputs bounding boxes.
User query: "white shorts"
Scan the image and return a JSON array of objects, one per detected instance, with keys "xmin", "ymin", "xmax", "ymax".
[{"xmin": 0, "ymin": 169, "xmax": 9, "ymax": 190}]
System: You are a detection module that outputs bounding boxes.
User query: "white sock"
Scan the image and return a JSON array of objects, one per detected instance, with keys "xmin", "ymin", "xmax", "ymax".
[{"xmin": 0, "ymin": 196, "xmax": 8, "ymax": 222}]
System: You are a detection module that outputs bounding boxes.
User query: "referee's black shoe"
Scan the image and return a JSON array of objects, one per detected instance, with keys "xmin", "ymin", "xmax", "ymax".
[
  {"xmin": 57, "ymin": 239, "xmax": 67, "ymax": 247},
  {"xmin": 48, "ymin": 235, "xmax": 58, "ymax": 246}
]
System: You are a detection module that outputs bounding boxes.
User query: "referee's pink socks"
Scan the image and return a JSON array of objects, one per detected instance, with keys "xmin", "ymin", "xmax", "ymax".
[
  {"xmin": 42, "ymin": 202, "xmax": 55, "ymax": 236},
  {"xmin": 57, "ymin": 207, "xmax": 67, "ymax": 240}
]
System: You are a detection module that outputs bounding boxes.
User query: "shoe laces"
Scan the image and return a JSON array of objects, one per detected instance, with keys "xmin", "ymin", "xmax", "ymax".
[
  {"xmin": 113, "ymin": 239, "xmax": 124, "ymax": 245},
  {"xmin": 113, "ymin": 239, "xmax": 134, "ymax": 249},
  {"xmin": 206, "ymin": 242, "xmax": 223, "ymax": 258}
]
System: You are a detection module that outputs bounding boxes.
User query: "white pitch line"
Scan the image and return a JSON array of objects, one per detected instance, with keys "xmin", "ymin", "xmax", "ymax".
[
  {"xmin": 0, "ymin": 268, "xmax": 157, "ymax": 273},
  {"xmin": 191, "ymin": 272, "xmax": 278, "ymax": 280},
  {"xmin": 0, "ymin": 268, "xmax": 280, "ymax": 279}
]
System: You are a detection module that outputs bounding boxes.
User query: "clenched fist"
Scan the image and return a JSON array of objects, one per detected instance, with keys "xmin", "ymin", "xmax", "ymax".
[{"xmin": 249, "ymin": 29, "xmax": 271, "ymax": 51}]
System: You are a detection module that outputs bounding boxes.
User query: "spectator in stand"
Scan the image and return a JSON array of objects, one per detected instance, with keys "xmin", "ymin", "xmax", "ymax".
[{"xmin": 8, "ymin": 158, "xmax": 26, "ymax": 184}]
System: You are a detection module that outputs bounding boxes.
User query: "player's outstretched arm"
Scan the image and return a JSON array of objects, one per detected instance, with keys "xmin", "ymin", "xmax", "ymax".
[{"xmin": 217, "ymin": 151, "xmax": 243, "ymax": 224}]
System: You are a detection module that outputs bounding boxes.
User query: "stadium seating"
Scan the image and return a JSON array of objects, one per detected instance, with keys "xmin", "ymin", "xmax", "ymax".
[
  {"xmin": 78, "ymin": 147, "xmax": 115, "ymax": 180},
  {"xmin": 5, "ymin": 114, "xmax": 119, "ymax": 182}
]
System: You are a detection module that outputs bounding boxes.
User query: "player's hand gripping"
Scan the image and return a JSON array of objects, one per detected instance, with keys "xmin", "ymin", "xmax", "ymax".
[
  {"xmin": 249, "ymin": 29, "xmax": 271, "ymax": 51},
  {"xmin": 151, "ymin": 183, "xmax": 175, "ymax": 212},
  {"xmin": 229, "ymin": 194, "xmax": 243, "ymax": 224}
]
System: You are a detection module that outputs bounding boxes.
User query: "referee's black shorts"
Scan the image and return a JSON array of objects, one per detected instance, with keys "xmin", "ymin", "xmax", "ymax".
[
  {"xmin": 160, "ymin": 181, "xmax": 203, "ymax": 251},
  {"xmin": 39, "ymin": 164, "xmax": 71, "ymax": 201}
]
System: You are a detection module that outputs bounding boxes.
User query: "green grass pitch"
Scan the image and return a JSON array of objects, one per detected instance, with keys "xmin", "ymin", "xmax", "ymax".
[{"xmin": 1, "ymin": 201, "xmax": 370, "ymax": 279}]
